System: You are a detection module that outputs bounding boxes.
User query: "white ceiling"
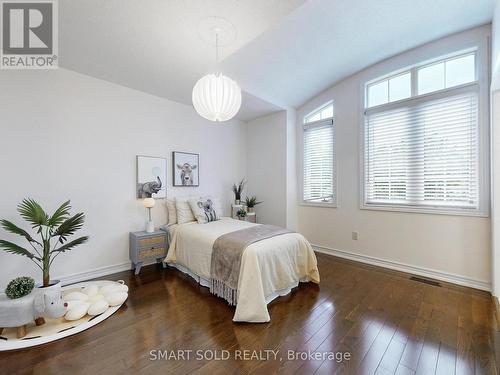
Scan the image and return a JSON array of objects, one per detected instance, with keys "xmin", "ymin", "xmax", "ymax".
[
  {"xmin": 237, "ymin": 92, "xmax": 283, "ymax": 122},
  {"xmin": 59, "ymin": 0, "xmax": 305, "ymax": 121},
  {"xmin": 222, "ymin": 0, "xmax": 496, "ymax": 108},
  {"xmin": 60, "ymin": 0, "xmax": 495, "ymax": 120}
]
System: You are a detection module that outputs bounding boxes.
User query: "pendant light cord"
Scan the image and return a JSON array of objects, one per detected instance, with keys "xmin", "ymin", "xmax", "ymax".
[{"xmin": 215, "ymin": 31, "xmax": 219, "ymax": 65}]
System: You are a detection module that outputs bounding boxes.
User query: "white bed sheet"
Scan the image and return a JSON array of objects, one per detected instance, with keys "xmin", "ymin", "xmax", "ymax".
[{"xmin": 164, "ymin": 218, "xmax": 320, "ymax": 322}]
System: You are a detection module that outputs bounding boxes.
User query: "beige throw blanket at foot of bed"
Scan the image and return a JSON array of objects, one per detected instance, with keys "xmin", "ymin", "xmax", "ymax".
[{"xmin": 210, "ymin": 225, "xmax": 292, "ymax": 305}]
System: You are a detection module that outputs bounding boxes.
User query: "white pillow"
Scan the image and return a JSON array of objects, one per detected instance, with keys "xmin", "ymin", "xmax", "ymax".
[
  {"xmin": 188, "ymin": 196, "xmax": 222, "ymax": 224},
  {"xmin": 175, "ymin": 196, "xmax": 197, "ymax": 224},
  {"xmin": 166, "ymin": 199, "xmax": 177, "ymax": 225}
]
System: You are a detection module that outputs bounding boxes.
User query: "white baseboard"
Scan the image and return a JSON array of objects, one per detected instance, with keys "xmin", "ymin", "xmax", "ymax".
[
  {"xmin": 55, "ymin": 247, "xmax": 491, "ymax": 292},
  {"xmin": 313, "ymin": 244, "xmax": 491, "ymax": 292},
  {"xmin": 57, "ymin": 262, "xmax": 132, "ymax": 286}
]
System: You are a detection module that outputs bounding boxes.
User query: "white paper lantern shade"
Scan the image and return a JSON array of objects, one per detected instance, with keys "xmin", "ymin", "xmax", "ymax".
[{"xmin": 192, "ymin": 73, "xmax": 242, "ymax": 122}]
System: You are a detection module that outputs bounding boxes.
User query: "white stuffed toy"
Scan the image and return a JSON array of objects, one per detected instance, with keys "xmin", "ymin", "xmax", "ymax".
[{"xmin": 63, "ymin": 281, "xmax": 128, "ymax": 321}]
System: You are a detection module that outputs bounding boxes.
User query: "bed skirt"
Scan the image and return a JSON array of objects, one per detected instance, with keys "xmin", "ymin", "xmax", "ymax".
[{"xmin": 169, "ymin": 263, "xmax": 298, "ymax": 305}]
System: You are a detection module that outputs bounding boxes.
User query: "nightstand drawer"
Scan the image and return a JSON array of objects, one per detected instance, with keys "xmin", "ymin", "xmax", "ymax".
[
  {"xmin": 130, "ymin": 230, "xmax": 169, "ymax": 275},
  {"xmin": 138, "ymin": 247, "xmax": 167, "ymax": 261},
  {"xmin": 138, "ymin": 236, "xmax": 166, "ymax": 248}
]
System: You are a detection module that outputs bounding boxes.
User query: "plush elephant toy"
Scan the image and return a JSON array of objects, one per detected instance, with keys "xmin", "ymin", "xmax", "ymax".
[{"xmin": 0, "ymin": 289, "xmax": 67, "ymax": 338}]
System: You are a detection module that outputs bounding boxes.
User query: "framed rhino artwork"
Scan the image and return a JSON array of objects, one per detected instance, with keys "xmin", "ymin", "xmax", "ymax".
[
  {"xmin": 173, "ymin": 151, "xmax": 199, "ymax": 187},
  {"xmin": 136, "ymin": 155, "xmax": 167, "ymax": 198}
]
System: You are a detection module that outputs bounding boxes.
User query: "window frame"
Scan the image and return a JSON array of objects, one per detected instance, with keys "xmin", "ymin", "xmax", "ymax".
[
  {"xmin": 300, "ymin": 101, "xmax": 337, "ymax": 208},
  {"xmin": 365, "ymin": 51, "xmax": 478, "ymax": 110},
  {"xmin": 360, "ymin": 48, "xmax": 489, "ymax": 217}
]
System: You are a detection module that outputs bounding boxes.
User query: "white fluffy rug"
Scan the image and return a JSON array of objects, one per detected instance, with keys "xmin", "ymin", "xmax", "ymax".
[{"xmin": 0, "ymin": 280, "xmax": 126, "ymax": 351}]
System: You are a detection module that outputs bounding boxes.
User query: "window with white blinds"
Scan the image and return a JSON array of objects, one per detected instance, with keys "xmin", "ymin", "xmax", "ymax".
[
  {"xmin": 303, "ymin": 105, "xmax": 335, "ymax": 205},
  {"xmin": 364, "ymin": 90, "xmax": 479, "ymax": 211},
  {"xmin": 361, "ymin": 50, "xmax": 487, "ymax": 215},
  {"xmin": 361, "ymin": 50, "xmax": 488, "ymax": 216}
]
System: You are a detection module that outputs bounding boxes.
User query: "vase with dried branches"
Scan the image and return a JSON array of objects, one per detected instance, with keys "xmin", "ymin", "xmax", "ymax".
[{"xmin": 232, "ymin": 179, "xmax": 246, "ymax": 205}]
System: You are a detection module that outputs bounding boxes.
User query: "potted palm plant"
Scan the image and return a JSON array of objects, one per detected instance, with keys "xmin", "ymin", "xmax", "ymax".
[
  {"xmin": 232, "ymin": 179, "xmax": 246, "ymax": 205},
  {"xmin": 0, "ymin": 199, "xmax": 89, "ymax": 288},
  {"xmin": 244, "ymin": 196, "xmax": 262, "ymax": 213}
]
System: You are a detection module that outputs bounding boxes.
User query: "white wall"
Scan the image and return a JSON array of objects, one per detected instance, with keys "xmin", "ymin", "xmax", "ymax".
[
  {"xmin": 492, "ymin": 0, "xmax": 500, "ymax": 91},
  {"xmin": 297, "ymin": 25, "xmax": 492, "ymax": 289},
  {"xmin": 246, "ymin": 111, "xmax": 287, "ymax": 227},
  {"xmin": 0, "ymin": 68, "xmax": 247, "ymax": 288},
  {"xmin": 246, "ymin": 108, "xmax": 298, "ymax": 229},
  {"xmin": 491, "ymin": 1, "xmax": 500, "ymax": 297},
  {"xmin": 492, "ymin": 92, "xmax": 500, "ymax": 296},
  {"xmin": 286, "ymin": 108, "xmax": 298, "ymax": 230}
]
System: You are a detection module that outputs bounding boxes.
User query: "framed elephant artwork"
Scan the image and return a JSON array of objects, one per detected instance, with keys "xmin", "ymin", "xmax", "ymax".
[
  {"xmin": 136, "ymin": 155, "xmax": 167, "ymax": 198},
  {"xmin": 173, "ymin": 151, "xmax": 199, "ymax": 187}
]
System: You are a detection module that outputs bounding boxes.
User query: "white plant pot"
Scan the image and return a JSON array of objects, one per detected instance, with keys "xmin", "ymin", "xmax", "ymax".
[{"xmin": 36, "ymin": 280, "xmax": 61, "ymax": 290}]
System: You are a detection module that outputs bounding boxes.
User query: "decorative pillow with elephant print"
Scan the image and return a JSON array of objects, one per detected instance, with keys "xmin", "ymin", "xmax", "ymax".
[{"xmin": 188, "ymin": 196, "xmax": 222, "ymax": 224}]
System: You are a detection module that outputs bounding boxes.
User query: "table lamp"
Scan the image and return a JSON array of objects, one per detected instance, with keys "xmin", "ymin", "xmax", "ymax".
[{"xmin": 143, "ymin": 198, "xmax": 155, "ymax": 233}]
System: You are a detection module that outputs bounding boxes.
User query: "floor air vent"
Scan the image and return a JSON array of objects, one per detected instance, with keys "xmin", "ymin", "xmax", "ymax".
[{"xmin": 409, "ymin": 276, "xmax": 441, "ymax": 287}]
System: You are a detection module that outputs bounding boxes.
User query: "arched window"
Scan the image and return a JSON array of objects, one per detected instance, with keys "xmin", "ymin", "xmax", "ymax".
[{"xmin": 302, "ymin": 102, "xmax": 335, "ymax": 205}]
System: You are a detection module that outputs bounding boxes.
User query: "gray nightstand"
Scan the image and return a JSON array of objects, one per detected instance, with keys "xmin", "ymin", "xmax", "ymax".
[{"xmin": 129, "ymin": 230, "xmax": 168, "ymax": 275}]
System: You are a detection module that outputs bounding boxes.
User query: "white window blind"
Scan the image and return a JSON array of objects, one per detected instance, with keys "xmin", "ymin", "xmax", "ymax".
[
  {"xmin": 364, "ymin": 90, "xmax": 479, "ymax": 211},
  {"xmin": 303, "ymin": 118, "xmax": 334, "ymax": 203}
]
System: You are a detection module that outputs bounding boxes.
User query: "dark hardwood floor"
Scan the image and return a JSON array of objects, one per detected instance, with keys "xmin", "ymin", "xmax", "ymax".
[{"xmin": 1, "ymin": 253, "xmax": 499, "ymax": 375}]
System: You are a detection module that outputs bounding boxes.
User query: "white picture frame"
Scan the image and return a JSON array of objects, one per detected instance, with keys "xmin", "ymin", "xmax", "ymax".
[
  {"xmin": 173, "ymin": 151, "xmax": 199, "ymax": 187},
  {"xmin": 136, "ymin": 155, "xmax": 167, "ymax": 198}
]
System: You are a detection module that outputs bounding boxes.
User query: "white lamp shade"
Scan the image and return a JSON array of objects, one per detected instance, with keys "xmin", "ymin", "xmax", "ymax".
[
  {"xmin": 143, "ymin": 198, "xmax": 155, "ymax": 208},
  {"xmin": 192, "ymin": 73, "xmax": 242, "ymax": 122}
]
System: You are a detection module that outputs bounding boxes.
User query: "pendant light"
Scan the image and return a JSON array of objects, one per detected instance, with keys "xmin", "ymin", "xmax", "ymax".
[{"xmin": 192, "ymin": 22, "xmax": 242, "ymax": 122}]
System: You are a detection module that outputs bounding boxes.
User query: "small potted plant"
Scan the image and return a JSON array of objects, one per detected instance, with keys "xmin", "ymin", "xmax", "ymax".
[
  {"xmin": 236, "ymin": 209, "xmax": 247, "ymax": 220},
  {"xmin": 232, "ymin": 179, "xmax": 246, "ymax": 205},
  {"xmin": 5, "ymin": 276, "xmax": 35, "ymax": 300},
  {"xmin": 0, "ymin": 199, "xmax": 89, "ymax": 289},
  {"xmin": 244, "ymin": 196, "xmax": 262, "ymax": 213}
]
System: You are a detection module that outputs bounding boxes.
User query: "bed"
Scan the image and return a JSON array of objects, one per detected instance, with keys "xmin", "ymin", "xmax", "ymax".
[{"xmin": 164, "ymin": 217, "xmax": 320, "ymax": 323}]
